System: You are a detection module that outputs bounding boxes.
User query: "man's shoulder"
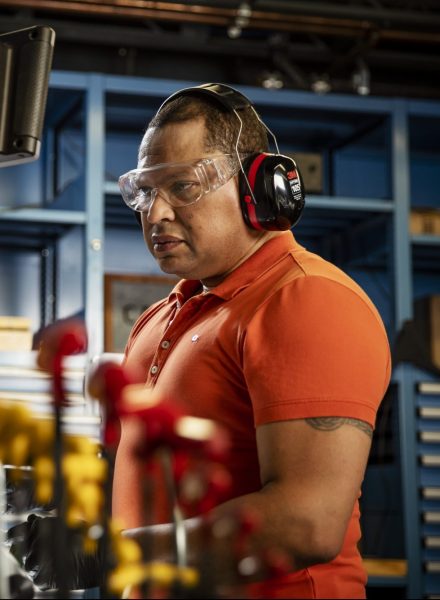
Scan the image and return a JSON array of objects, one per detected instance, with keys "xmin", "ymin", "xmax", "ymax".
[
  {"xmin": 278, "ymin": 244, "xmax": 375, "ymax": 308},
  {"xmin": 245, "ymin": 243, "xmax": 385, "ymax": 333}
]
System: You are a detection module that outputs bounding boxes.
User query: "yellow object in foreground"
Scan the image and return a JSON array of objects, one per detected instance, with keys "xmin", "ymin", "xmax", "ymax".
[{"xmin": 108, "ymin": 561, "xmax": 199, "ymax": 595}]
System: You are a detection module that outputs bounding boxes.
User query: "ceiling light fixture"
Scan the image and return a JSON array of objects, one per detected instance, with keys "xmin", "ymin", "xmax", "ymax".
[
  {"xmin": 352, "ymin": 59, "xmax": 370, "ymax": 95},
  {"xmin": 260, "ymin": 71, "xmax": 284, "ymax": 90},
  {"xmin": 311, "ymin": 74, "xmax": 331, "ymax": 94},
  {"xmin": 227, "ymin": 2, "xmax": 252, "ymax": 39}
]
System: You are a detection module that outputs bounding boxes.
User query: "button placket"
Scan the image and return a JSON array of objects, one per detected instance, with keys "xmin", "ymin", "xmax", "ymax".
[{"xmin": 150, "ymin": 295, "xmax": 214, "ymax": 383}]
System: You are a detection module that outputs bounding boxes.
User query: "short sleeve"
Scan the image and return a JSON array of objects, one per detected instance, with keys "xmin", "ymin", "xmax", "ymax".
[{"xmin": 243, "ymin": 276, "xmax": 391, "ymax": 428}]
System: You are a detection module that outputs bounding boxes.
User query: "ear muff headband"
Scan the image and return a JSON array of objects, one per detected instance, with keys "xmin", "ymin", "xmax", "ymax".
[
  {"xmin": 157, "ymin": 82, "xmax": 251, "ymax": 113},
  {"xmin": 155, "ymin": 82, "xmax": 305, "ymax": 231}
]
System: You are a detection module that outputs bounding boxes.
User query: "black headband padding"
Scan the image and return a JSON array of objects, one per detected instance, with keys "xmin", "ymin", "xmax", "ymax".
[{"xmin": 157, "ymin": 83, "xmax": 252, "ymax": 114}]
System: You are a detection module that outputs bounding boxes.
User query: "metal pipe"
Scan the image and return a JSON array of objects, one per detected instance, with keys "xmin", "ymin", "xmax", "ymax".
[{"xmin": 0, "ymin": 0, "xmax": 439, "ymax": 44}]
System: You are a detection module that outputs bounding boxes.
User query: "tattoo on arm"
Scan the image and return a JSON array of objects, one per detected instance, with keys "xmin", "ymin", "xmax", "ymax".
[{"xmin": 305, "ymin": 417, "xmax": 373, "ymax": 439}]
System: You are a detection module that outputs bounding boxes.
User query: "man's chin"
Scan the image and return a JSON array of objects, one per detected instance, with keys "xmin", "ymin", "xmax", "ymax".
[{"xmin": 156, "ymin": 256, "xmax": 191, "ymax": 279}]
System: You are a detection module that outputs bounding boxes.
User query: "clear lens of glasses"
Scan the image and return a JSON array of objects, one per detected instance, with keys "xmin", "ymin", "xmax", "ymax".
[{"xmin": 119, "ymin": 154, "xmax": 236, "ymax": 212}]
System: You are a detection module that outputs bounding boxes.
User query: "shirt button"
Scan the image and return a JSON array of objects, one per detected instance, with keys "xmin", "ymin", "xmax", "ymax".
[
  {"xmin": 161, "ymin": 340, "xmax": 170, "ymax": 349},
  {"xmin": 150, "ymin": 365, "xmax": 158, "ymax": 375}
]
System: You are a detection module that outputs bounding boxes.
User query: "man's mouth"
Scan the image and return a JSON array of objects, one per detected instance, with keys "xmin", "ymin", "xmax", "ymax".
[{"xmin": 152, "ymin": 235, "xmax": 183, "ymax": 253}]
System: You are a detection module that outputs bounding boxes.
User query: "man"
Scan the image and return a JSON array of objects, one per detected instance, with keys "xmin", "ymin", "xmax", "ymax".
[{"xmin": 113, "ymin": 84, "xmax": 391, "ymax": 599}]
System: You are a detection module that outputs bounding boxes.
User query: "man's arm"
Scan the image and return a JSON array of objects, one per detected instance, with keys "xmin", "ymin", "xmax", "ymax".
[
  {"xmin": 249, "ymin": 416, "xmax": 372, "ymax": 567},
  {"xmin": 115, "ymin": 414, "xmax": 372, "ymax": 572}
]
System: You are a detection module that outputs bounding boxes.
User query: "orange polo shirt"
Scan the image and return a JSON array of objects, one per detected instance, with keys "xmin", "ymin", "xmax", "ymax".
[{"xmin": 124, "ymin": 231, "xmax": 391, "ymax": 599}]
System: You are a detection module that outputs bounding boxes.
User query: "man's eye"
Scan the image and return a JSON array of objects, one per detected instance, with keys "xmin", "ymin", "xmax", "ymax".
[
  {"xmin": 171, "ymin": 181, "xmax": 195, "ymax": 195},
  {"xmin": 138, "ymin": 187, "xmax": 153, "ymax": 197}
]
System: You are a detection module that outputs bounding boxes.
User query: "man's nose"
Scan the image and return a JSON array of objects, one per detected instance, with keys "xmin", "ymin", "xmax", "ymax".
[{"xmin": 145, "ymin": 189, "xmax": 176, "ymax": 223}]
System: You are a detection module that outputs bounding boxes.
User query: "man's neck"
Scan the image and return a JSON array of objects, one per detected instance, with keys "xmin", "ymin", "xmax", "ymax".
[{"xmin": 200, "ymin": 231, "xmax": 283, "ymax": 289}]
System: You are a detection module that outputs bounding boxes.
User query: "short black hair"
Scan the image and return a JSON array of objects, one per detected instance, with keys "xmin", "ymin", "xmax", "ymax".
[{"xmin": 144, "ymin": 93, "xmax": 269, "ymax": 160}]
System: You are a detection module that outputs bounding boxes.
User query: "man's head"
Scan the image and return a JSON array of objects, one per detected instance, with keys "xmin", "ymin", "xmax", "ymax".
[
  {"xmin": 143, "ymin": 93, "xmax": 269, "ymax": 165},
  {"xmin": 130, "ymin": 90, "xmax": 281, "ymax": 287}
]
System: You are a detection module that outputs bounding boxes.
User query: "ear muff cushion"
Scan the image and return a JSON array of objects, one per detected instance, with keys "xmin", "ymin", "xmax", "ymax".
[{"xmin": 239, "ymin": 153, "xmax": 305, "ymax": 231}]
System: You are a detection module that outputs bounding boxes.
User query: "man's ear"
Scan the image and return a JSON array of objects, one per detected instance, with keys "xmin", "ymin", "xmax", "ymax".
[{"xmin": 134, "ymin": 212, "xmax": 142, "ymax": 228}]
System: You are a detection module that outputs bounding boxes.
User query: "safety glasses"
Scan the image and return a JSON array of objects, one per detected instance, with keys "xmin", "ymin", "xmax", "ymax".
[{"xmin": 118, "ymin": 154, "xmax": 237, "ymax": 212}]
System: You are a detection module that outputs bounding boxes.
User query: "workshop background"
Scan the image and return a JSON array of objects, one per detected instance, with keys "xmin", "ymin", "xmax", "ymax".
[{"xmin": 0, "ymin": 1, "xmax": 440, "ymax": 598}]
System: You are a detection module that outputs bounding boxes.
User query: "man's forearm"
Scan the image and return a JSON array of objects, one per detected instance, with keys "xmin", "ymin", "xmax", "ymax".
[{"xmin": 121, "ymin": 486, "xmax": 335, "ymax": 580}]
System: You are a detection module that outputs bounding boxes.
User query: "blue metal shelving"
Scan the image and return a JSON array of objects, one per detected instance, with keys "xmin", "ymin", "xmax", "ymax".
[{"xmin": 1, "ymin": 70, "xmax": 440, "ymax": 597}]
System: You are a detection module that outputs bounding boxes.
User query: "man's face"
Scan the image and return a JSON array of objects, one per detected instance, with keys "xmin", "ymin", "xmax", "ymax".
[{"xmin": 138, "ymin": 117, "xmax": 264, "ymax": 286}]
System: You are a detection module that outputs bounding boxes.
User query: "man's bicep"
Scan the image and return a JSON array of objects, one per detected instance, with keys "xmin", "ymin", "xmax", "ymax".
[{"xmin": 256, "ymin": 417, "xmax": 372, "ymax": 546}]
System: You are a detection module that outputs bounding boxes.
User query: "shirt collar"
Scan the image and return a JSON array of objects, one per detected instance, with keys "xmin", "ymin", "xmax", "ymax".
[{"xmin": 169, "ymin": 231, "xmax": 301, "ymax": 304}]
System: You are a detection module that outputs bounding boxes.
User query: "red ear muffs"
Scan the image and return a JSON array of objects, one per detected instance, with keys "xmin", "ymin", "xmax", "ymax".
[
  {"xmin": 239, "ymin": 153, "xmax": 305, "ymax": 231},
  {"xmin": 156, "ymin": 83, "xmax": 306, "ymax": 231},
  {"xmin": 132, "ymin": 152, "xmax": 305, "ymax": 232}
]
